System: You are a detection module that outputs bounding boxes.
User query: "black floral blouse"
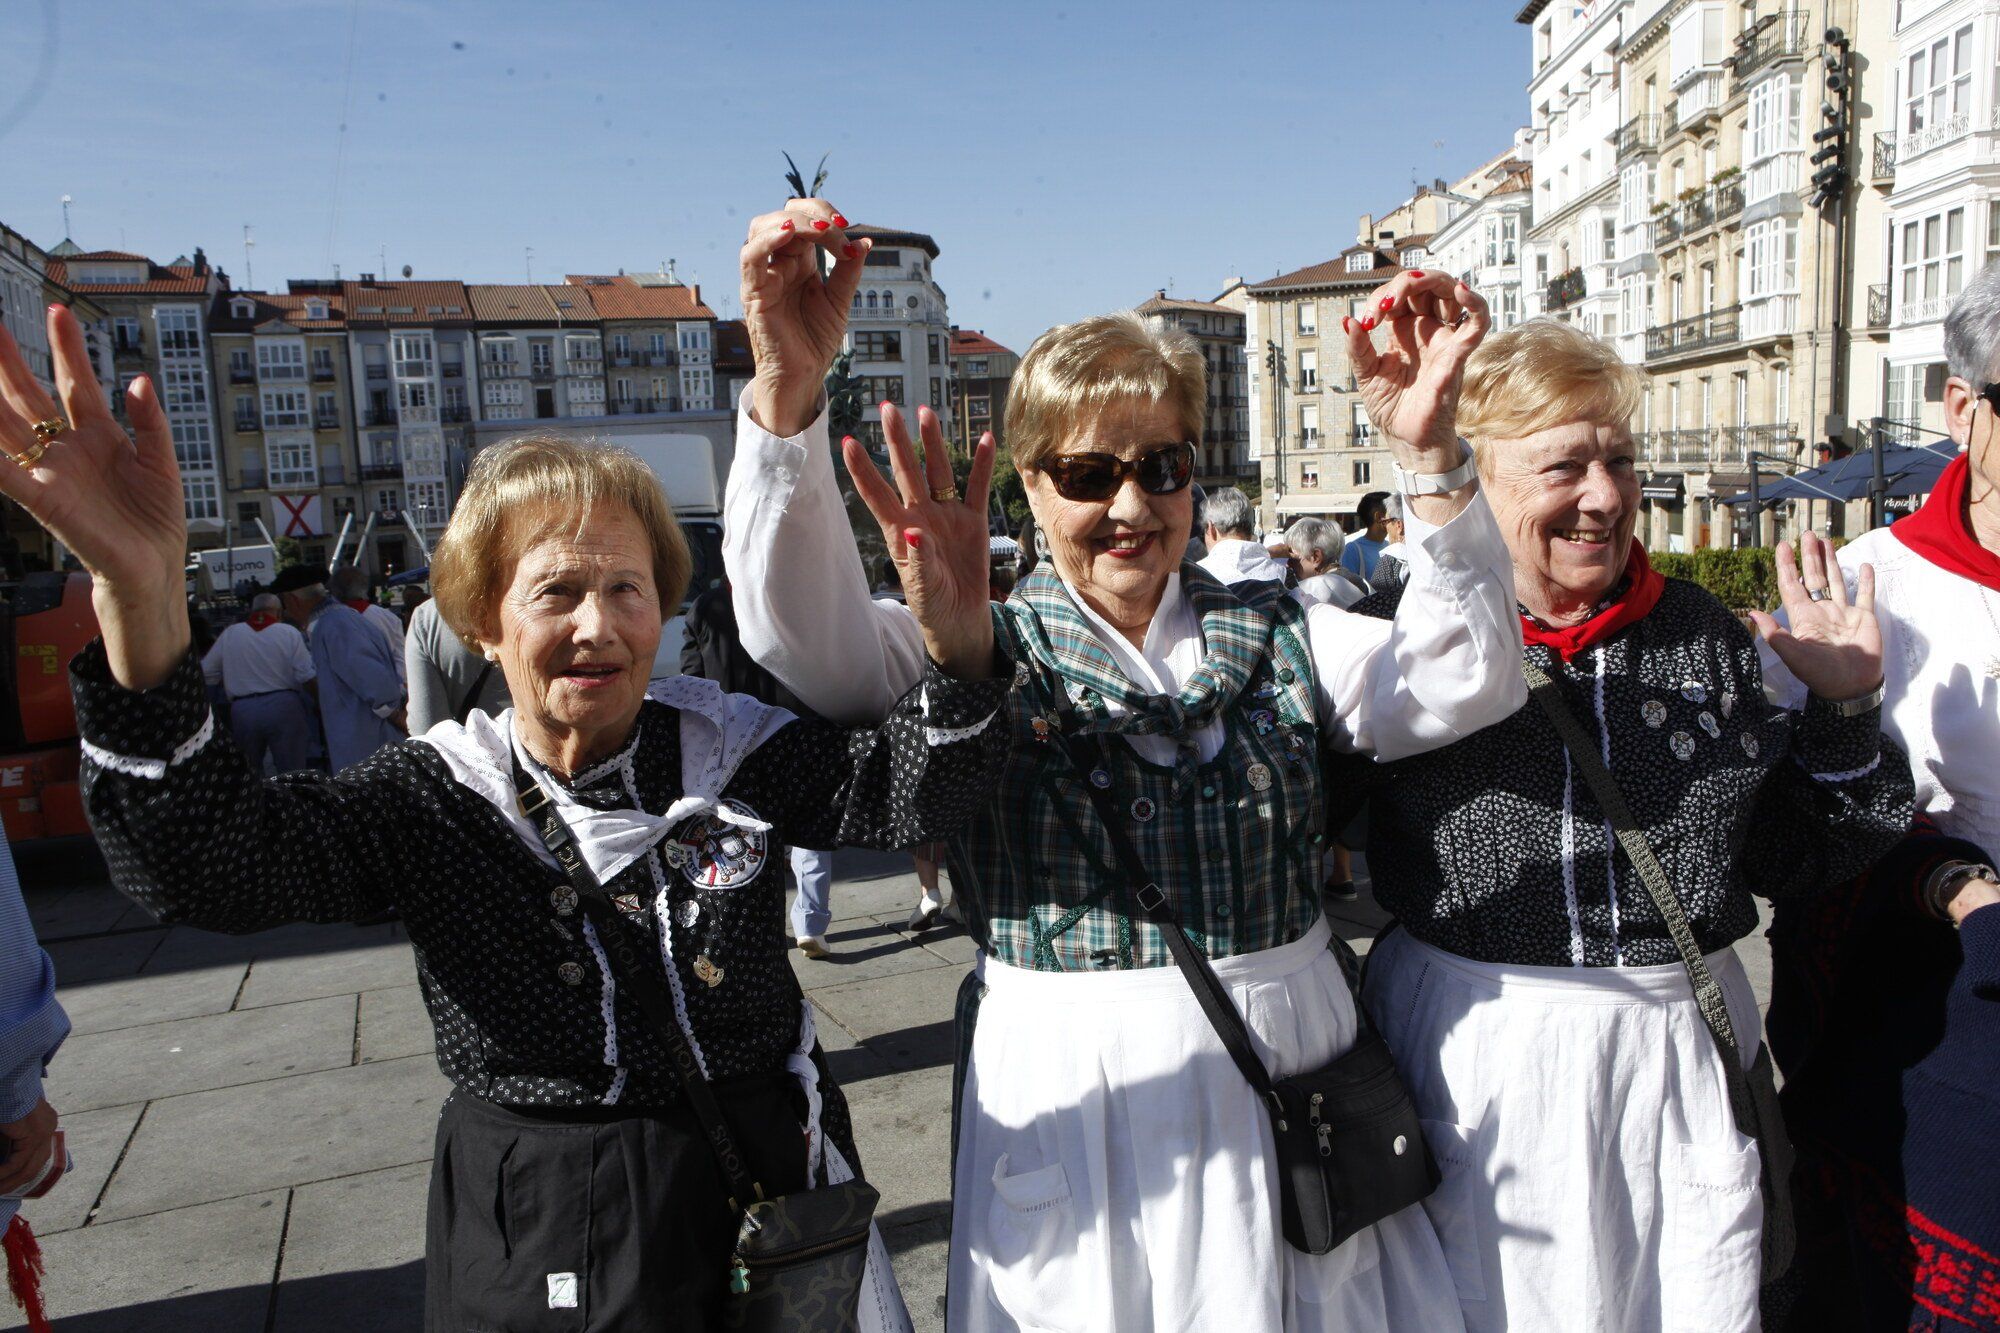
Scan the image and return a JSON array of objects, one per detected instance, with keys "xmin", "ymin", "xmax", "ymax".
[
  {"xmin": 73, "ymin": 643, "xmax": 1011, "ymax": 1145},
  {"xmin": 1346, "ymin": 577, "xmax": 1915, "ymax": 967}
]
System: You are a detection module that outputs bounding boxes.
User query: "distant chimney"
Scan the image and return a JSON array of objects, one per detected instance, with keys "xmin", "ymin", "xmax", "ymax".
[
  {"xmin": 691, "ymin": 284, "xmax": 701, "ymax": 308},
  {"xmin": 1158, "ymin": 289, "xmax": 1168, "ymax": 299},
  {"xmin": 1357, "ymin": 213, "xmax": 1374, "ymax": 246},
  {"xmin": 360, "ymin": 273, "xmax": 375, "ymax": 284}
]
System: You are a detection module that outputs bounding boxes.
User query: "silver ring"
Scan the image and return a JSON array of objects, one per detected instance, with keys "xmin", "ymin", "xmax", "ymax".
[{"xmin": 1806, "ymin": 586, "xmax": 1831, "ymax": 602}]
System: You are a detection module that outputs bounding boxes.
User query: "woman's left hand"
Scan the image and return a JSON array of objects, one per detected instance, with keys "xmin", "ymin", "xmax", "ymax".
[
  {"xmin": 1345, "ymin": 270, "xmax": 1491, "ymax": 467},
  {"xmin": 1748, "ymin": 531, "xmax": 1883, "ymax": 703}
]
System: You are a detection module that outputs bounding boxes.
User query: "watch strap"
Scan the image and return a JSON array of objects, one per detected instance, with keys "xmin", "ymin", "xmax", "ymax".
[{"xmin": 1392, "ymin": 439, "xmax": 1478, "ymax": 497}]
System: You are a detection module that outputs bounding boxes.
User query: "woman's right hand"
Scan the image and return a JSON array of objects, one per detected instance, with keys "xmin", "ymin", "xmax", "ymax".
[
  {"xmin": 740, "ymin": 198, "xmax": 871, "ymax": 438},
  {"xmin": 0, "ymin": 305, "xmax": 191, "ymax": 689}
]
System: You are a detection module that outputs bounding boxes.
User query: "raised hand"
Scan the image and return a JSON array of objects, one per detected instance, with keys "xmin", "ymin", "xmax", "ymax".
[
  {"xmin": 1344, "ymin": 270, "xmax": 1491, "ymax": 466},
  {"xmin": 0, "ymin": 306, "xmax": 190, "ymax": 688},
  {"xmin": 1747, "ymin": 531, "xmax": 1883, "ymax": 703},
  {"xmin": 739, "ymin": 198, "xmax": 870, "ymax": 438},
  {"xmin": 843, "ymin": 404, "xmax": 998, "ymax": 681}
]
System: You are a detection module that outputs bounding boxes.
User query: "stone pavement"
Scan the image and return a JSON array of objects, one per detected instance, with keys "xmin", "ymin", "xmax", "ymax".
[{"xmin": 1, "ymin": 840, "xmax": 1773, "ymax": 1332}]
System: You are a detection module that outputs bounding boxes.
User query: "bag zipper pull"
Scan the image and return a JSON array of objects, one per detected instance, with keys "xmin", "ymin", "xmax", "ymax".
[{"xmin": 728, "ymin": 1256, "xmax": 750, "ymax": 1295}]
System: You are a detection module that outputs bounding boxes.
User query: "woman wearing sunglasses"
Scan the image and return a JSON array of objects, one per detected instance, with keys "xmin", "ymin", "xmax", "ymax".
[{"xmin": 724, "ymin": 197, "xmax": 1526, "ymax": 1332}]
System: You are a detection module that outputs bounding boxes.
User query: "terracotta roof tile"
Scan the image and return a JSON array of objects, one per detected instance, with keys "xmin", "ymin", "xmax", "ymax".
[
  {"xmin": 342, "ymin": 280, "xmax": 474, "ymax": 324},
  {"xmin": 581, "ymin": 283, "xmax": 714, "ymax": 321},
  {"xmin": 1136, "ymin": 292, "xmax": 1244, "ymax": 318},
  {"xmin": 949, "ymin": 329, "xmax": 1013, "ymax": 357},
  {"xmin": 1247, "ymin": 252, "xmax": 1405, "ymax": 293},
  {"xmin": 713, "ymin": 320, "xmax": 753, "ymax": 371},
  {"xmin": 45, "ymin": 258, "xmax": 213, "ymax": 295},
  {"xmin": 209, "ymin": 291, "xmax": 348, "ymax": 332}
]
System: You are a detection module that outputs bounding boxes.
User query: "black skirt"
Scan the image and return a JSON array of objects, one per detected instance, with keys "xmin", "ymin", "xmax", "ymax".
[{"xmin": 424, "ymin": 1077, "xmax": 810, "ymax": 1332}]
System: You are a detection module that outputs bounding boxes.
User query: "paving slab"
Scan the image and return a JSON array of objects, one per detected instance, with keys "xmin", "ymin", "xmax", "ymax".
[
  {"xmin": 788, "ymin": 917, "xmax": 956, "ymax": 987},
  {"xmin": 95, "ymin": 1053, "xmax": 449, "ymax": 1222},
  {"xmin": 358, "ymin": 984, "xmax": 436, "ymax": 1064},
  {"xmin": 25, "ymin": 883, "xmax": 133, "ymax": 942},
  {"xmin": 840, "ymin": 1067, "xmax": 955, "ymax": 1222},
  {"xmin": 55, "ymin": 961, "xmax": 247, "ymax": 1037},
  {"xmin": 236, "ymin": 937, "xmax": 418, "ymax": 1009},
  {"xmin": 797, "ymin": 870, "xmax": 929, "ymax": 925},
  {"xmin": 17, "ymin": 1100, "xmax": 143, "ymax": 1235},
  {"xmin": 46, "ymin": 994, "xmax": 358, "ymax": 1113},
  {"xmin": 142, "ymin": 921, "xmax": 402, "ymax": 976},
  {"xmin": 272, "ymin": 1160, "xmax": 429, "ymax": 1333},
  {"xmin": 813, "ymin": 966, "xmax": 971, "ymax": 1075},
  {"xmin": 880, "ymin": 1207, "xmax": 952, "ymax": 1333},
  {"xmin": 0, "ymin": 1190, "xmax": 286, "ymax": 1332},
  {"xmin": 43, "ymin": 928, "xmax": 162, "ymax": 985}
]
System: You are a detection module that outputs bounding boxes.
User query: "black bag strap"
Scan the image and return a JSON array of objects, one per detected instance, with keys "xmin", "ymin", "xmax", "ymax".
[
  {"xmin": 1029, "ymin": 662, "xmax": 1287, "ymax": 1119},
  {"xmin": 454, "ymin": 662, "xmax": 497, "ymax": 726},
  {"xmin": 1520, "ymin": 660, "xmax": 1760, "ymax": 1134},
  {"xmin": 508, "ymin": 748, "xmax": 766, "ymax": 1208}
]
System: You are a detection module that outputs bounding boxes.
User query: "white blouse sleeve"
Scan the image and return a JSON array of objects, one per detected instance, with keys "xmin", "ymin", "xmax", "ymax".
[
  {"xmin": 721, "ymin": 399, "xmax": 928, "ymax": 725},
  {"xmin": 1309, "ymin": 493, "xmax": 1527, "ymax": 761}
]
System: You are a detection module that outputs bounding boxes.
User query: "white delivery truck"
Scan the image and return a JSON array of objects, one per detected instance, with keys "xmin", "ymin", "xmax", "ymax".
[
  {"xmin": 613, "ymin": 431, "xmax": 727, "ymax": 680},
  {"xmin": 191, "ymin": 544, "xmax": 279, "ymax": 600}
]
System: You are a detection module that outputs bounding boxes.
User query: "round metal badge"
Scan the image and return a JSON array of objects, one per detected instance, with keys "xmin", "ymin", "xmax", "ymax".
[
  {"xmin": 1130, "ymin": 797, "xmax": 1157, "ymax": 823},
  {"xmin": 1247, "ymin": 763, "xmax": 1274, "ymax": 792},
  {"xmin": 1741, "ymin": 732, "xmax": 1760, "ymax": 759},
  {"xmin": 1641, "ymin": 699, "xmax": 1668, "ymax": 728},
  {"xmin": 550, "ymin": 886, "xmax": 577, "ymax": 917},
  {"xmin": 1089, "ymin": 768, "xmax": 1113, "ymax": 789},
  {"xmin": 1698, "ymin": 711, "xmax": 1721, "ymax": 739},
  {"xmin": 665, "ymin": 804, "xmax": 770, "ymax": 891},
  {"xmin": 1681, "ymin": 682, "xmax": 1708, "ymax": 704},
  {"xmin": 675, "ymin": 899, "xmax": 701, "ymax": 930},
  {"xmin": 1670, "ymin": 730, "xmax": 1696, "ymax": 761}
]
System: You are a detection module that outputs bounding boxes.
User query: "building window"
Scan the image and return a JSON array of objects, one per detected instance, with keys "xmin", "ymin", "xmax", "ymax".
[
  {"xmin": 1501, "ymin": 288, "xmax": 1520, "ymax": 327},
  {"xmin": 1350, "ymin": 401, "xmax": 1371, "ymax": 442},
  {"xmin": 1301, "ymin": 463, "xmax": 1320, "ymax": 489},
  {"xmin": 1298, "ymin": 349, "xmax": 1317, "ymax": 390},
  {"xmin": 649, "ymin": 332, "xmax": 669, "ymax": 358},
  {"xmin": 1601, "ymin": 217, "xmax": 1617, "ymax": 264},
  {"xmin": 610, "ymin": 333, "xmax": 630, "ymax": 357},
  {"xmin": 480, "ymin": 337, "xmax": 516, "ymax": 368},
  {"xmin": 257, "ymin": 341, "xmax": 305, "ymax": 380},
  {"xmin": 650, "ymin": 376, "xmax": 675, "ymax": 404},
  {"xmin": 565, "ymin": 335, "xmax": 601, "ymax": 366},
  {"xmin": 305, "ymin": 299, "xmax": 329, "ymax": 321},
  {"xmin": 861, "ymin": 376, "xmax": 904, "ymax": 405},
  {"xmin": 615, "ymin": 377, "xmax": 632, "ymax": 403},
  {"xmin": 392, "ymin": 334, "xmax": 434, "ymax": 377},
  {"xmin": 310, "ymin": 346, "xmax": 335, "ymax": 378},
  {"xmin": 1985, "ymin": 203, "xmax": 2000, "ymax": 271},
  {"xmin": 170, "ymin": 418, "xmax": 215, "ymax": 472},
  {"xmin": 481, "ymin": 380, "xmax": 525, "ymax": 417},
  {"xmin": 1297, "ymin": 303, "xmax": 1317, "ymax": 335},
  {"xmin": 315, "ymin": 391, "xmax": 337, "ymax": 424},
  {"xmin": 266, "ymin": 434, "xmax": 316, "ymax": 488},
  {"xmin": 1352, "ymin": 459, "xmax": 1371, "ymax": 486},
  {"xmin": 530, "ymin": 341, "xmax": 554, "ymax": 373},
  {"xmin": 1300, "ymin": 402, "xmax": 1320, "ymax": 447},
  {"xmin": 680, "ymin": 367, "xmax": 714, "ymax": 407},
  {"xmin": 155, "ymin": 307, "xmax": 203, "ymax": 355},
  {"xmin": 1905, "ymin": 25, "xmax": 1974, "ymax": 140},
  {"xmin": 260, "ymin": 389, "xmax": 309, "ymax": 429},
  {"xmin": 1897, "ymin": 207, "xmax": 1966, "ymax": 316},
  {"xmin": 183, "ymin": 476, "xmax": 221, "ymax": 523},
  {"xmin": 1344, "ymin": 254, "xmax": 1372, "ymax": 274},
  {"xmin": 160, "ymin": 365, "xmax": 209, "ymax": 415},
  {"xmin": 853, "ymin": 331, "xmax": 902, "ymax": 362},
  {"xmin": 969, "ymin": 395, "xmax": 990, "ymax": 419}
]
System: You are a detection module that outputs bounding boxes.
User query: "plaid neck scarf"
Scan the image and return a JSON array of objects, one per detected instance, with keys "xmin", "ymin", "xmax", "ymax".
[{"xmin": 1009, "ymin": 562, "xmax": 1278, "ymax": 786}]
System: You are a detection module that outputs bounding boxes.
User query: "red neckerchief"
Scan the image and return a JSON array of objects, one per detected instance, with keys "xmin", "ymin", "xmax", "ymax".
[
  {"xmin": 1520, "ymin": 544, "xmax": 1666, "ymax": 663},
  {"xmin": 343, "ymin": 598, "xmax": 371, "ymax": 614},
  {"xmin": 246, "ymin": 611, "xmax": 280, "ymax": 631},
  {"xmin": 1891, "ymin": 454, "xmax": 2000, "ymax": 594}
]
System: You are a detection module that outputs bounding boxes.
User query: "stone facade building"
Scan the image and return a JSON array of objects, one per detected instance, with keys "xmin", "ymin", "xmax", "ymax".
[{"xmin": 1136, "ymin": 292, "xmax": 1250, "ymax": 484}]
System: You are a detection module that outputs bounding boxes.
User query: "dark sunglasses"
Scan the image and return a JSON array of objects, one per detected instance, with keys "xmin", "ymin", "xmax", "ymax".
[
  {"xmin": 1980, "ymin": 382, "xmax": 2000, "ymax": 413},
  {"xmin": 1039, "ymin": 441, "xmax": 1197, "ymax": 502}
]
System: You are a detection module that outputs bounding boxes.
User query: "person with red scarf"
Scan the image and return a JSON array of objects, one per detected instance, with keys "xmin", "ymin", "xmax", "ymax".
[
  {"xmin": 1762, "ymin": 261, "xmax": 2000, "ymax": 1331},
  {"xmin": 1341, "ymin": 318, "xmax": 1914, "ymax": 1332}
]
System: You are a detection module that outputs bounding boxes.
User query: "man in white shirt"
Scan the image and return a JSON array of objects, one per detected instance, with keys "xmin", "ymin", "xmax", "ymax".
[
  {"xmin": 1194, "ymin": 486, "xmax": 1289, "ymax": 587},
  {"xmin": 332, "ymin": 563, "xmax": 407, "ymax": 684},
  {"xmin": 201, "ymin": 594, "xmax": 318, "ymax": 773}
]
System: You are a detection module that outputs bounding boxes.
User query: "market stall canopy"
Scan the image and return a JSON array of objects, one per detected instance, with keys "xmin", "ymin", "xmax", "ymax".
[{"xmin": 1720, "ymin": 441, "xmax": 1959, "ymax": 507}]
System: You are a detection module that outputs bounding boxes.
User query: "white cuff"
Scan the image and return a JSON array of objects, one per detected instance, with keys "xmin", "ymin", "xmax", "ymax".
[{"xmin": 81, "ymin": 708, "xmax": 217, "ymax": 780}]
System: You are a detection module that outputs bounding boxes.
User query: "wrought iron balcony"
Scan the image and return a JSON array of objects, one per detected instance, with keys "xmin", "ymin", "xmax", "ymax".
[
  {"xmin": 609, "ymin": 399, "xmax": 660, "ymax": 415},
  {"xmin": 1645, "ymin": 303, "xmax": 1742, "ymax": 360},
  {"xmin": 1872, "ymin": 133, "xmax": 1897, "ymax": 183},
  {"xmin": 1710, "ymin": 178, "xmax": 1745, "ymax": 225},
  {"xmin": 365, "ymin": 365, "xmax": 387, "ymax": 381},
  {"xmin": 1730, "ymin": 11, "xmax": 1809, "ymax": 88},
  {"xmin": 312, "ymin": 366, "xmax": 336, "ymax": 382},
  {"xmin": 359, "ymin": 462, "xmax": 401, "ymax": 481},
  {"xmin": 1545, "ymin": 267, "xmax": 1587, "ymax": 312},
  {"xmin": 1866, "ymin": 284, "xmax": 1890, "ymax": 329},
  {"xmin": 239, "ymin": 468, "xmax": 266, "ymax": 489},
  {"xmin": 233, "ymin": 414, "xmax": 260, "ymax": 433},
  {"xmin": 441, "ymin": 363, "xmax": 464, "ymax": 379},
  {"xmin": 313, "ymin": 413, "xmax": 340, "ymax": 431},
  {"xmin": 529, "ymin": 366, "xmax": 556, "ymax": 383},
  {"xmin": 1615, "ymin": 114, "xmax": 1661, "ymax": 160},
  {"xmin": 440, "ymin": 406, "xmax": 471, "ymax": 424},
  {"xmin": 229, "ymin": 369, "xmax": 255, "ymax": 384},
  {"xmin": 364, "ymin": 408, "xmax": 399, "ymax": 427}
]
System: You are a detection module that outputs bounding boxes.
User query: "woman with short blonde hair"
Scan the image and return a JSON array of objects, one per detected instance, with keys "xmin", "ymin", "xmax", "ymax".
[
  {"xmin": 1, "ymin": 301, "xmax": 1015, "ymax": 1330},
  {"xmin": 724, "ymin": 196, "xmax": 1530, "ymax": 1331},
  {"xmin": 1346, "ymin": 317, "xmax": 1913, "ymax": 1330}
]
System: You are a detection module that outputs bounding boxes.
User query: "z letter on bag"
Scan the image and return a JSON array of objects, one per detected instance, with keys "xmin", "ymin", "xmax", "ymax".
[{"xmin": 547, "ymin": 1272, "xmax": 579, "ymax": 1309}]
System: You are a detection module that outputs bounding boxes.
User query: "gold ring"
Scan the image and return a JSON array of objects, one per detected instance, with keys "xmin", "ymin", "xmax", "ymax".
[
  {"xmin": 11, "ymin": 440, "xmax": 49, "ymax": 469},
  {"xmin": 930, "ymin": 487, "xmax": 960, "ymax": 503},
  {"xmin": 30, "ymin": 417, "xmax": 68, "ymax": 445}
]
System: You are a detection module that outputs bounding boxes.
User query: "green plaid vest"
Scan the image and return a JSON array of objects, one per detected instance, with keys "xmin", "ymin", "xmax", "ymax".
[{"xmin": 947, "ymin": 565, "xmax": 1327, "ymax": 972}]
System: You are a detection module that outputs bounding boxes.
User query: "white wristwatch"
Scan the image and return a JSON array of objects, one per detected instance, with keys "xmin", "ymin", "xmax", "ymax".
[{"xmin": 1392, "ymin": 439, "xmax": 1479, "ymax": 497}]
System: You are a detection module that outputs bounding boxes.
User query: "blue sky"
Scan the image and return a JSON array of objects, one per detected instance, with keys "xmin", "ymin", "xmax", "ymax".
[{"xmin": 1, "ymin": 0, "xmax": 1529, "ymax": 354}]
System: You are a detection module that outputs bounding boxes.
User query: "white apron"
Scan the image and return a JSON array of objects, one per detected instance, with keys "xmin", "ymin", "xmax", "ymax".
[
  {"xmin": 948, "ymin": 917, "xmax": 1466, "ymax": 1333},
  {"xmin": 1363, "ymin": 927, "xmax": 1765, "ymax": 1333}
]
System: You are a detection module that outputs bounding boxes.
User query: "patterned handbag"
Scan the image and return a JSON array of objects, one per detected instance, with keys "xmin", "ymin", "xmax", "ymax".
[{"xmin": 513, "ymin": 756, "xmax": 880, "ymax": 1332}]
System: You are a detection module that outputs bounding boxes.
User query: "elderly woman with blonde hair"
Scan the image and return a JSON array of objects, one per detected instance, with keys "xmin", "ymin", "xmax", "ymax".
[
  {"xmin": 1344, "ymin": 317, "xmax": 1915, "ymax": 1331},
  {"xmin": 726, "ymin": 198, "xmax": 1528, "ymax": 1331},
  {"xmin": 0, "ymin": 305, "xmax": 1015, "ymax": 1330}
]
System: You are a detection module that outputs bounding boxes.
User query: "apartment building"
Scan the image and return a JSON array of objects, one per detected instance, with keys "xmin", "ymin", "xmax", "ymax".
[
  {"xmin": 1425, "ymin": 151, "xmax": 1535, "ymax": 331},
  {"xmin": 1135, "ymin": 291, "xmax": 1250, "ymax": 484},
  {"xmin": 844, "ymin": 225, "xmax": 953, "ymax": 448},
  {"xmin": 946, "ymin": 328, "xmax": 1017, "ymax": 455},
  {"xmin": 714, "ymin": 320, "xmax": 755, "ymax": 412},
  {"xmin": 1599, "ymin": 0, "xmax": 1884, "ymax": 550},
  {"xmin": 1873, "ymin": 0, "xmax": 2000, "ymax": 454},
  {"xmin": 45, "ymin": 246, "xmax": 230, "ymax": 547},
  {"xmin": 566, "ymin": 271, "xmax": 718, "ymax": 418},
  {"xmin": 208, "ymin": 290, "xmax": 359, "ymax": 569},
  {"xmin": 1246, "ymin": 180, "xmax": 1489, "ymax": 531}
]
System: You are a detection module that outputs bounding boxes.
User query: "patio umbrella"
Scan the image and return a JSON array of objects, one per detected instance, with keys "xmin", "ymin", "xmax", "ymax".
[{"xmin": 1721, "ymin": 441, "xmax": 1959, "ymax": 507}]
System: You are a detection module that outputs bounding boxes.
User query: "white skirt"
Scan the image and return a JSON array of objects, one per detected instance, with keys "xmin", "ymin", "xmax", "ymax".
[
  {"xmin": 948, "ymin": 917, "xmax": 1466, "ymax": 1333},
  {"xmin": 1362, "ymin": 928, "xmax": 1766, "ymax": 1333}
]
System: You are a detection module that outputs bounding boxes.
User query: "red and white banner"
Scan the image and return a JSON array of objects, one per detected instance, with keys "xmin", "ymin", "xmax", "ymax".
[{"xmin": 272, "ymin": 493, "xmax": 324, "ymax": 538}]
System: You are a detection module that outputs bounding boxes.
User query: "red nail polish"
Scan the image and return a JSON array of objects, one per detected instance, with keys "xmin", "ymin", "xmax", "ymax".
[
  {"xmin": 832, "ymin": 213, "xmax": 849, "ymax": 228},
  {"xmin": 1378, "ymin": 297, "xmax": 1394, "ymax": 312},
  {"xmin": 904, "ymin": 528, "xmax": 923, "ymax": 549},
  {"xmin": 843, "ymin": 243, "xmax": 860, "ymax": 259},
  {"xmin": 1361, "ymin": 317, "xmax": 1377, "ymax": 332},
  {"xmin": 1341, "ymin": 317, "xmax": 1353, "ymax": 334},
  {"xmin": 881, "ymin": 400, "xmax": 893, "ymax": 412},
  {"xmin": 780, "ymin": 219, "xmax": 795, "ymax": 231},
  {"xmin": 842, "ymin": 435, "xmax": 858, "ymax": 448},
  {"xmin": 1407, "ymin": 270, "xmax": 1423, "ymax": 279},
  {"xmin": 812, "ymin": 219, "xmax": 830, "ymax": 231}
]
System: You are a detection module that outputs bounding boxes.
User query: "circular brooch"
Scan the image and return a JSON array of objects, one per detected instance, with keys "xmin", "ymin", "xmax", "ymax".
[{"xmin": 665, "ymin": 804, "xmax": 770, "ymax": 891}]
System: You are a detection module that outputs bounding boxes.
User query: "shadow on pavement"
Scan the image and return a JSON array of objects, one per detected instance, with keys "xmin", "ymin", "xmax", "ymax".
[{"xmin": 44, "ymin": 1259, "xmax": 425, "ymax": 1333}]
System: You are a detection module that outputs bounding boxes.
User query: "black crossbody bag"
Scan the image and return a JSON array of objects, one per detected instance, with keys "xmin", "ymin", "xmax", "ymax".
[
  {"xmin": 1522, "ymin": 661, "xmax": 1796, "ymax": 1282},
  {"xmin": 1037, "ymin": 673, "xmax": 1439, "ymax": 1255},
  {"xmin": 510, "ymin": 754, "xmax": 880, "ymax": 1332}
]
